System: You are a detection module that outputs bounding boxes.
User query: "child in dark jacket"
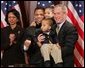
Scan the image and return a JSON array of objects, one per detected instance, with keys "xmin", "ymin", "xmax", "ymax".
[{"xmin": 35, "ymin": 18, "xmax": 63, "ymax": 67}]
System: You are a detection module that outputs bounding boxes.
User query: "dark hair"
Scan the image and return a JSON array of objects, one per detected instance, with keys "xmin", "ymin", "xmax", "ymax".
[
  {"xmin": 5, "ymin": 9, "xmax": 21, "ymax": 26},
  {"xmin": 34, "ymin": 7, "xmax": 45, "ymax": 14}
]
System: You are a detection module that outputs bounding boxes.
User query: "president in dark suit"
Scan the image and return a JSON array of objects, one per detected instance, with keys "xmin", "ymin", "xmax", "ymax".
[{"xmin": 37, "ymin": 4, "xmax": 78, "ymax": 67}]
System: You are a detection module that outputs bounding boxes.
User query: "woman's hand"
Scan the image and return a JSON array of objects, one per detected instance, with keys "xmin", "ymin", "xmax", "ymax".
[{"xmin": 9, "ymin": 33, "xmax": 16, "ymax": 45}]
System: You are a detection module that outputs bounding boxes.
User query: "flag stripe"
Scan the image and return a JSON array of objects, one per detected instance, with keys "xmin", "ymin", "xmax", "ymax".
[
  {"xmin": 80, "ymin": 16, "xmax": 84, "ymax": 22},
  {"xmin": 68, "ymin": 1, "xmax": 84, "ymax": 25},
  {"xmin": 1, "ymin": 10, "xmax": 8, "ymax": 27},
  {"xmin": 74, "ymin": 55, "xmax": 82, "ymax": 67},
  {"xmin": 75, "ymin": 42, "xmax": 84, "ymax": 57},
  {"xmin": 74, "ymin": 48, "xmax": 84, "ymax": 67},
  {"xmin": 74, "ymin": 45, "xmax": 84, "ymax": 63},
  {"xmin": 68, "ymin": 9, "xmax": 84, "ymax": 40},
  {"xmin": 67, "ymin": 1, "xmax": 84, "ymax": 67},
  {"xmin": 77, "ymin": 35, "xmax": 84, "ymax": 50},
  {"xmin": 67, "ymin": 17, "xmax": 84, "ymax": 50},
  {"xmin": 68, "ymin": 1, "xmax": 84, "ymax": 23}
]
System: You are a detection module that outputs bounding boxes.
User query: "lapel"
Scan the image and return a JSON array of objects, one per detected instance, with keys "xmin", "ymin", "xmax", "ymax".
[{"xmin": 58, "ymin": 21, "xmax": 67, "ymax": 37}]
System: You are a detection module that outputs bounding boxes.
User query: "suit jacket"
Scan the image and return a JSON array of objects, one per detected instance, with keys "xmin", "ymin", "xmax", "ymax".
[
  {"xmin": 52, "ymin": 20, "xmax": 78, "ymax": 67},
  {"xmin": 1, "ymin": 25, "xmax": 25, "ymax": 66}
]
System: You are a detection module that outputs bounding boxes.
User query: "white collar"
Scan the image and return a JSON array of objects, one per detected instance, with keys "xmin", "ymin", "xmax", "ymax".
[
  {"xmin": 43, "ymin": 31, "xmax": 50, "ymax": 35},
  {"xmin": 57, "ymin": 20, "xmax": 65, "ymax": 30}
]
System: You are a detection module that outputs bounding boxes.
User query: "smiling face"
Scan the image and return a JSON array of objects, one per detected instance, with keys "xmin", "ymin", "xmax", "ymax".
[
  {"xmin": 53, "ymin": 5, "xmax": 67, "ymax": 24},
  {"xmin": 8, "ymin": 12, "xmax": 18, "ymax": 25},
  {"xmin": 34, "ymin": 9, "xmax": 44, "ymax": 23},
  {"xmin": 45, "ymin": 8, "xmax": 54, "ymax": 19}
]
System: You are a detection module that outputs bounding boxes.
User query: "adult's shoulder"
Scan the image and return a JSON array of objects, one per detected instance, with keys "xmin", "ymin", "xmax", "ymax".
[
  {"xmin": 1, "ymin": 26, "xmax": 9, "ymax": 32},
  {"xmin": 63, "ymin": 20, "xmax": 77, "ymax": 33},
  {"xmin": 63, "ymin": 20, "xmax": 76, "ymax": 29},
  {"xmin": 25, "ymin": 26, "xmax": 36, "ymax": 36}
]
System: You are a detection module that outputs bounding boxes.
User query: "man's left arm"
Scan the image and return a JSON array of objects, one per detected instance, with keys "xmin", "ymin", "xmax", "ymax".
[{"xmin": 61, "ymin": 26, "xmax": 78, "ymax": 57}]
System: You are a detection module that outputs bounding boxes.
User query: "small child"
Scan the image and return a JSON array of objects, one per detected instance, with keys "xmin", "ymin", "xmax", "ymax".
[
  {"xmin": 45, "ymin": 7, "xmax": 54, "ymax": 19},
  {"xmin": 36, "ymin": 18, "xmax": 63, "ymax": 67},
  {"xmin": 44, "ymin": 7, "xmax": 56, "ymax": 25}
]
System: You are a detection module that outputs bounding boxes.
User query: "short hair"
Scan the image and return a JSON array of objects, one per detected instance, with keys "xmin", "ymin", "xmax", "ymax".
[
  {"xmin": 42, "ymin": 18, "xmax": 53, "ymax": 26},
  {"xmin": 34, "ymin": 7, "xmax": 45, "ymax": 13},
  {"xmin": 5, "ymin": 9, "xmax": 21, "ymax": 26},
  {"xmin": 54, "ymin": 4, "xmax": 68, "ymax": 14}
]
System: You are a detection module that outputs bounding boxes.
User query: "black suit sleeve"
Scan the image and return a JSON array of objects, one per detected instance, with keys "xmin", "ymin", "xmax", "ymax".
[
  {"xmin": 1, "ymin": 28, "xmax": 10, "ymax": 50},
  {"xmin": 61, "ymin": 25, "xmax": 78, "ymax": 57}
]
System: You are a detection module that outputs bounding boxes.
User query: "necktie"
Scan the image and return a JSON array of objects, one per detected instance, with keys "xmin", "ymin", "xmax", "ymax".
[
  {"xmin": 56, "ymin": 25, "xmax": 60, "ymax": 34},
  {"xmin": 24, "ymin": 52, "xmax": 29, "ymax": 64}
]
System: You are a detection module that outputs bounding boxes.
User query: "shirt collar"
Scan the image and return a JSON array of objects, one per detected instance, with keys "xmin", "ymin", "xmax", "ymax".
[{"xmin": 57, "ymin": 20, "xmax": 65, "ymax": 29}]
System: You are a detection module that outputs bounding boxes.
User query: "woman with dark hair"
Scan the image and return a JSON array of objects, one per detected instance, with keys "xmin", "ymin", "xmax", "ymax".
[
  {"xmin": 1, "ymin": 9, "xmax": 25, "ymax": 67},
  {"xmin": 5, "ymin": 9, "xmax": 22, "ymax": 27}
]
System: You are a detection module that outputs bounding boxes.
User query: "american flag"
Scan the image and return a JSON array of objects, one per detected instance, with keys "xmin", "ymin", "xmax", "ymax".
[
  {"xmin": 67, "ymin": 1, "xmax": 84, "ymax": 67},
  {"xmin": 37, "ymin": 1, "xmax": 54, "ymax": 8},
  {"xmin": 37, "ymin": 1, "xmax": 84, "ymax": 67},
  {"xmin": 1, "ymin": 1, "xmax": 23, "ymax": 28}
]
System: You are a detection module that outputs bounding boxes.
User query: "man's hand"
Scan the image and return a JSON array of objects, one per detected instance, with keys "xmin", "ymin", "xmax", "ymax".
[
  {"xmin": 37, "ymin": 34, "xmax": 45, "ymax": 47},
  {"xmin": 37, "ymin": 34, "xmax": 45, "ymax": 43},
  {"xmin": 30, "ymin": 21, "xmax": 36, "ymax": 27},
  {"xmin": 56, "ymin": 43, "xmax": 61, "ymax": 49},
  {"xmin": 24, "ymin": 39, "xmax": 31, "ymax": 48}
]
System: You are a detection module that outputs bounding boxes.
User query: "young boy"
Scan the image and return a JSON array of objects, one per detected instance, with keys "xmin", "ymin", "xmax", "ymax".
[{"xmin": 36, "ymin": 18, "xmax": 63, "ymax": 67}]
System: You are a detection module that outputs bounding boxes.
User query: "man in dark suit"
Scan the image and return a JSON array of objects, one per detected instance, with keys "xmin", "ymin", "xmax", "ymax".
[
  {"xmin": 38, "ymin": 4, "xmax": 78, "ymax": 67},
  {"xmin": 53, "ymin": 4, "xmax": 78, "ymax": 67}
]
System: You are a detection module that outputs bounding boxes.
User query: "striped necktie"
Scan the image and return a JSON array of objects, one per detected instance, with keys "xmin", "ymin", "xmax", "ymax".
[{"xmin": 56, "ymin": 25, "xmax": 60, "ymax": 34}]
